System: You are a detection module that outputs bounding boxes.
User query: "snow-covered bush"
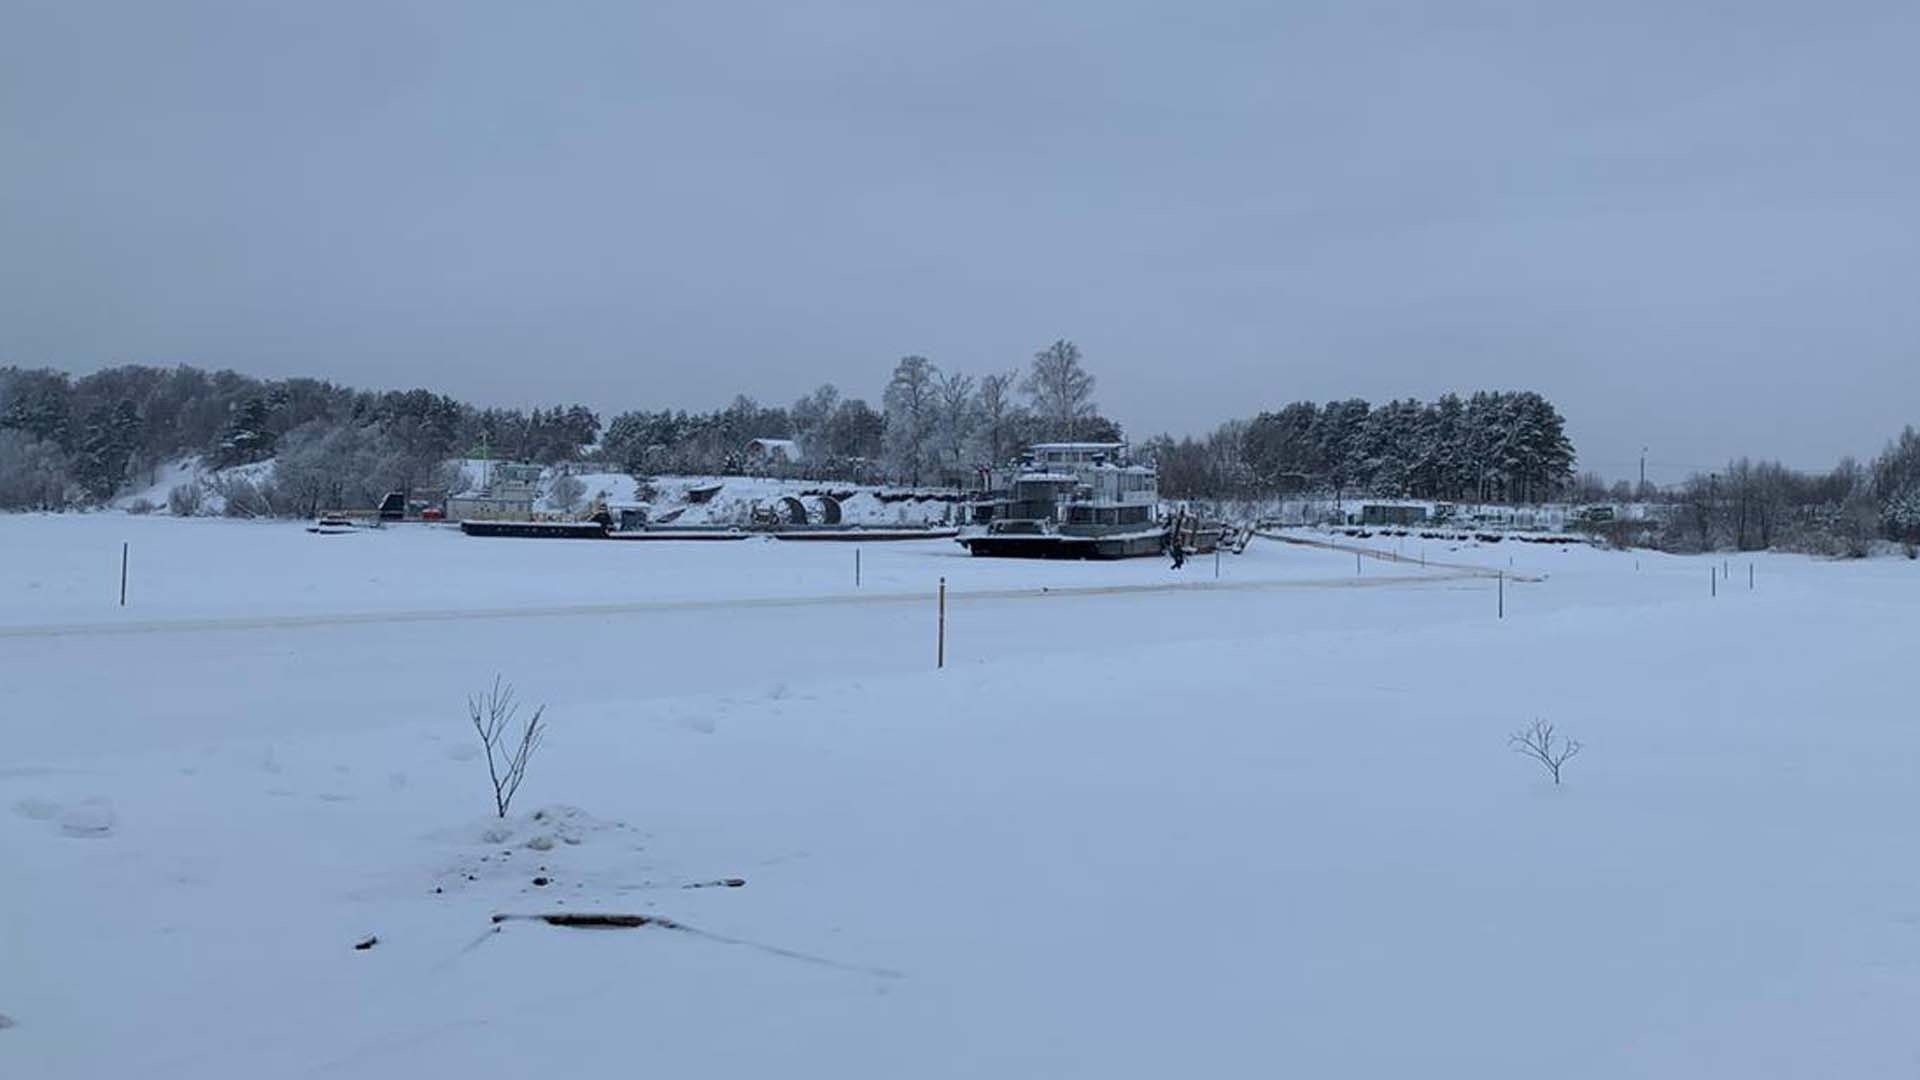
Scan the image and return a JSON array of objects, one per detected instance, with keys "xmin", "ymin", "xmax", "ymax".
[
  {"xmin": 209, "ymin": 473, "xmax": 275, "ymax": 518},
  {"xmin": 1882, "ymin": 482, "xmax": 1920, "ymax": 545},
  {"xmin": 0, "ymin": 429, "xmax": 70, "ymax": 510},
  {"xmin": 166, "ymin": 482, "xmax": 205, "ymax": 517},
  {"xmin": 123, "ymin": 497, "xmax": 157, "ymax": 515}
]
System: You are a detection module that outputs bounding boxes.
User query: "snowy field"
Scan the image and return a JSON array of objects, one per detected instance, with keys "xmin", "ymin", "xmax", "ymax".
[{"xmin": 3, "ymin": 514, "xmax": 1918, "ymax": 1077}]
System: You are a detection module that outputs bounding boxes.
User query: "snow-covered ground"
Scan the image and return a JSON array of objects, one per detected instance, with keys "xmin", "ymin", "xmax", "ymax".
[{"xmin": 2, "ymin": 514, "xmax": 1917, "ymax": 1077}]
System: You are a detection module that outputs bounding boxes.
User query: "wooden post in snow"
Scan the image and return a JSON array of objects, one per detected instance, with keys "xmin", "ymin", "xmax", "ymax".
[
  {"xmin": 1498, "ymin": 569, "xmax": 1504, "ymax": 619},
  {"xmin": 119, "ymin": 542, "xmax": 128, "ymax": 607},
  {"xmin": 937, "ymin": 577, "xmax": 946, "ymax": 669}
]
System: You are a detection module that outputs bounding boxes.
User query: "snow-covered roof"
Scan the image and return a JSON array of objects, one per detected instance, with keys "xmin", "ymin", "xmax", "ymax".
[
  {"xmin": 1030, "ymin": 442, "xmax": 1124, "ymax": 452},
  {"xmin": 747, "ymin": 438, "xmax": 802, "ymax": 461}
]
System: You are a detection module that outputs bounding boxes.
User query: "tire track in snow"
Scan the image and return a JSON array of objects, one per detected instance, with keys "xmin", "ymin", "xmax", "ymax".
[
  {"xmin": 1254, "ymin": 530, "xmax": 1549, "ymax": 582},
  {"xmin": 0, "ymin": 568, "xmax": 1476, "ymax": 640}
]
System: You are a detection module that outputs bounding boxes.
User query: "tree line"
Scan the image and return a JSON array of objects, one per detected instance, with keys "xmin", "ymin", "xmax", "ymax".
[
  {"xmin": 8, "ymin": 352, "xmax": 1916, "ymax": 554},
  {"xmin": 0, "ymin": 363, "xmax": 607, "ymax": 512},
  {"xmin": 1143, "ymin": 391, "xmax": 1576, "ymax": 503},
  {"xmin": 1642, "ymin": 432, "xmax": 1920, "ymax": 555},
  {"xmin": 602, "ymin": 340, "xmax": 1120, "ymax": 485},
  {"xmin": 1137, "ymin": 393, "xmax": 1919, "ymax": 555},
  {"xmin": 0, "ymin": 339, "xmax": 1118, "ymax": 510}
]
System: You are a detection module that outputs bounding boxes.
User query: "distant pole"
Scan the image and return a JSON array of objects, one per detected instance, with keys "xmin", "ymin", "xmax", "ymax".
[
  {"xmin": 1749, "ymin": 562, "xmax": 1754, "ymax": 591},
  {"xmin": 1356, "ymin": 551, "xmax": 1362, "ymax": 575},
  {"xmin": 1214, "ymin": 546, "xmax": 1220, "ymax": 579},
  {"xmin": 1711, "ymin": 565, "xmax": 1717, "ymax": 598},
  {"xmin": 119, "ymin": 542, "xmax": 128, "ymax": 607},
  {"xmin": 937, "ymin": 577, "xmax": 946, "ymax": 669},
  {"xmin": 1498, "ymin": 570, "xmax": 1504, "ymax": 619},
  {"xmin": 855, "ymin": 548, "xmax": 861, "ymax": 588}
]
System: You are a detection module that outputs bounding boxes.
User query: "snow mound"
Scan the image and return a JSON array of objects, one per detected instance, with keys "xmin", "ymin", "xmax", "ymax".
[
  {"xmin": 432, "ymin": 805, "xmax": 642, "ymax": 898},
  {"xmin": 495, "ymin": 804, "xmax": 620, "ymax": 851},
  {"xmin": 57, "ymin": 799, "xmax": 116, "ymax": 838}
]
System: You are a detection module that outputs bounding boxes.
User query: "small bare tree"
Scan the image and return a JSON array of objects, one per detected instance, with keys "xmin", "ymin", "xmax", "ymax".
[
  {"xmin": 549, "ymin": 474, "xmax": 586, "ymax": 513},
  {"xmin": 469, "ymin": 677, "xmax": 547, "ymax": 818},
  {"xmin": 1509, "ymin": 718, "xmax": 1581, "ymax": 785}
]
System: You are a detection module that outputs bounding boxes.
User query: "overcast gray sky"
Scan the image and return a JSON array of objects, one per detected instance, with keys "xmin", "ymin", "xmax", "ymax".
[{"xmin": 3, "ymin": 1, "xmax": 1916, "ymax": 483}]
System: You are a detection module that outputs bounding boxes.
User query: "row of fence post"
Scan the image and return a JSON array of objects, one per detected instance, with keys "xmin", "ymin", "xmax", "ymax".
[
  {"xmin": 104, "ymin": 541, "xmax": 1762, "ymax": 666},
  {"xmin": 1709, "ymin": 561, "xmax": 1757, "ymax": 596}
]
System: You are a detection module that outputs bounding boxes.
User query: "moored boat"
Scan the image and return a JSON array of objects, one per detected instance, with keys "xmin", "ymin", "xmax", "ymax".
[{"xmin": 958, "ymin": 442, "xmax": 1168, "ymax": 559}]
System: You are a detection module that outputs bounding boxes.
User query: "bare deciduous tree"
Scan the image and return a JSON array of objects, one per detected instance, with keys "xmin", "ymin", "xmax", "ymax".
[
  {"xmin": 932, "ymin": 369, "xmax": 977, "ymax": 474},
  {"xmin": 1023, "ymin": 339, "xmax": 1096, "ymax": 441},
  {"xmin": 549, "ymin": 473, "xmax": 586, "ymax": 513},
  {"xmin": 972, "ymin": 370, "xmax": 1024, "ymax": 466},
  {"xmin": 1509, "ymin": 718, "xmax": 1581, "ymax": 785},
  {"xmin": 883, "ymin": 355, "xmax": 940, "ymax": 485},
  {"xmin": 469, "ymin": 677, "xmax": 547, "ymax": 818}
]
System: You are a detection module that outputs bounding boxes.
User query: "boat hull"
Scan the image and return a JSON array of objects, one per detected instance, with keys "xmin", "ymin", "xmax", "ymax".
[
  {"xmin": 958, "ymin": 529, "xmax": 1166, "ymax": 560},
  {"xmin": 459, "ymin": 520, "xmax": 609, "ymax": 539},
  {"xmin": 773, "ymin": 528, "xmax": 959, "ymax": 542},
  {"xmin": 606, "ymin": 528, "xmax": 747, "ymax": 541}
]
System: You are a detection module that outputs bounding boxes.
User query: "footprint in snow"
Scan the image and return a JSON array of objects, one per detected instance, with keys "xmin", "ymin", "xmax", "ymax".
[
  {"xmin": 57, "ymin": 799, "xmax": 116, "ymax": 838},
  {"xmin": 12, "ymin": 797, "xmax": 61, "ymax": 821},
  {"xmin": 6, "ymin": 791, "xmax": 112, "ymax": 837},
  {"xmin": 681, "ymin": 715, "xmax": 717, "ymax": 734}
]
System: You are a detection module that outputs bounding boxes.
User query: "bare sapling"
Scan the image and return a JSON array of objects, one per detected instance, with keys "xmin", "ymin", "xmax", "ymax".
[
  {"xmin": 1509, "ymin": 718, "xmax": 1581, "ymax": 786},
  {"xmin": 469, "ymin": 677, "xmax": 547, "ymax": 818}
]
